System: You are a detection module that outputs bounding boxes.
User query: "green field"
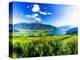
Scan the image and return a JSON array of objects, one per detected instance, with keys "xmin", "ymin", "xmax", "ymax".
[{"xmin": 9, "ymin": 34, "xmax": 78, "ymax": 58}]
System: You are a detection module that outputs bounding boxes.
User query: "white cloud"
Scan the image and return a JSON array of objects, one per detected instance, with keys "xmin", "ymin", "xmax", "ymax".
[
  {"xmin": 35, "ymin": 17, "xmax": 41, "ymax": 22},
  {"xmin": 25, "ymin": 14, "xmax": 41, "ymax": 22},
  {"xmin": 32, "ymin": 4, "xmax": 40, "ymax": 12},
  {"xmin": 48, "ymin": 12, "xmax": 53, "ymax": 15},
  {"xmin": 25, "ymin": 15, "xmax": 32, "ymax": 18},
  {"xmin": 39, "ymin": 11, "xmax": 52, "ymax": 15},
  {"xmin": 25, "ymin": 14, "xmax": 39, "ymax": 18},
  {"xmin": 32, "ymin": 4, "xmax": 53, "ymax": 15},
  {"xmin": 25, "ymin": 4, "xmax": 53, "ymax": 23},
  {"xmin": 32, "ymin": 14, "xmax": 39, "ymax": 18}
]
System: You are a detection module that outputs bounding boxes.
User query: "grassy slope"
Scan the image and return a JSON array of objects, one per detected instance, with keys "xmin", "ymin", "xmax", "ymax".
[{"xmin": 9, "ymin": 34, "xmax": 78, "ymax": 58}]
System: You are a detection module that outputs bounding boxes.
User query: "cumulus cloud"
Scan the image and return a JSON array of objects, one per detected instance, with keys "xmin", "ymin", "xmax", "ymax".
[
  {"xmin": 32, "ymin": 4, "xmax": 40, "ymax": 12},
  {"xmin": 35, "ymin": 17, "xmax": 41, "ymax": 22},
  {"xmin": 25, "ymin": 14, "xmax": 41, "ymax": 22},
  {"xmin": 32, "ymin": 14, "xmax": 39, "ymax": 18},
  {"xmin": 32, "ymin": 4, "xmax": 53, "ymax": 15},
  {"xmin": 25, "ymin": 4, "xmax": 53, "ymax": 23}
]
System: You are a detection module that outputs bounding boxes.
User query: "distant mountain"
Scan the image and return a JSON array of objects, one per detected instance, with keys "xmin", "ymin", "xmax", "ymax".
[
  {"xmin": 58, "ymin": 25, "xmax": 73, "ymax": 31},
  {"xmin": 9, "ymin": 23, "xmax": 78, "ymax": 35},
  {"xmin": 13, "ymin": 23, "xmax": 57, "ymax": 30},
  {"xmin": 66, "ymin": 27, "xmax": 78, "ymax": 34},
  {"xmin": 49, "ymin": 25, "xmax": 72, "ymax": 35}
]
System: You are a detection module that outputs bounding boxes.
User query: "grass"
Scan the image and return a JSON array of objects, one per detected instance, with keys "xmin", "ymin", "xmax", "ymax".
[{"xmin": 9, "ymin": 34, "xmax": 78, "ymax": 58}]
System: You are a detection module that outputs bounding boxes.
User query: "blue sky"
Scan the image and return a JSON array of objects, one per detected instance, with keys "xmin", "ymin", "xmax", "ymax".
[{"xmin": 9, "ymin": 2, "xmax": 78, "ymax": 27}]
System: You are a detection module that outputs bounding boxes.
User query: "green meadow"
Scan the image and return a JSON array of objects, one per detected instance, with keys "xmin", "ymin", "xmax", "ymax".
[{"xmin": 9, "ymin": 33, "xmax": 78, "ymax": 58}]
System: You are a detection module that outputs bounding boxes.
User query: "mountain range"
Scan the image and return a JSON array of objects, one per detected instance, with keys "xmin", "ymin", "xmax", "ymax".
[
  {"xmin": 66, "ymin": 27, "xmax": 78, "ymax": 34},
  {"xmin": 9, "ymin": 23, "xmax": 78, "ymax": 35},
  {"xmin": 13, "ymin": 23, "xmax": 57, "ymax": 30}
]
